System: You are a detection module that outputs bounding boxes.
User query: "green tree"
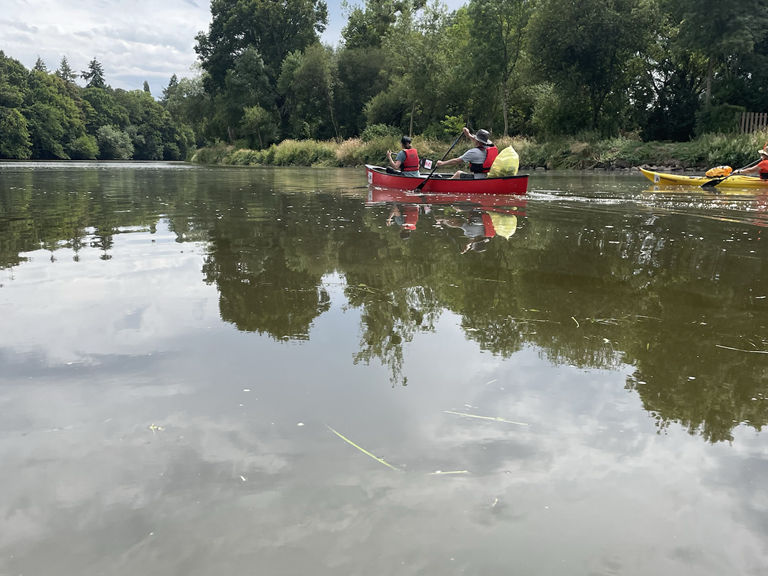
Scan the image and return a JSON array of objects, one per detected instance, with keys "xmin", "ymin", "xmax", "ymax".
[
  {"xmin": 82, "ymin": 87, "xmax": 129, "ymax": 133},
  {"xmin": 528, "ymin": 0, "xmax": 658, "ymax": 131},
  {"xmin": 0, "ymin": 107, "xmax": 31, "ymax": 158},
  {"xmin": 143, "ymin": 80, "xmax": 151, "ymax": 94},
  {"xmin": 161, "ymin": 74, "xmax": 179, "ymax": 104},
  {"xmin": 213, "ymin": 47, "xmax": 275, "ymax": 141},
  {"xmin": 96, "ymin": 125, "xmax": 133, "ymax": 159},
  {"xmin": 24, "ymin": 71, "xmax": 88, "ymax": 159},
  {"xmin": 241, "ymin": 105, "xmax": 279, "ymax": 148},
  {"xmin": 81, "ymin": 58, "xmax": 107, "ymax": 89},
  {"xmin": 194, "ymin": 0, "xmax": 329, "ymax": 89},
  {"xmin": 341, "ymin": 0, "xmax": 424, "ymax": 49},
  {"xmin": 0, "ymin": 51, "xmax": 31, "ymax": 159},
  {"xmin": 334, "ymin": 47, "xmax": 389, "ymax": 136},
  {"xmin": 279, "ymin": 44, "xmax": 339, "ymax": 140},
  {"xmin": 467, "ymin": 0, "xmax": 530, "ymax": 136},
  {"xmin": 675, "ymin": 0, "xmax": 768, "ymax": 107},
  {"xmin": 33, "ymin": 56, "xmax": 47, "ymax": 73},
  {"xmin": 67, "ymin": 134, "xmax": 99, "ymax": 159},
  {"xmin": 165, "ymin": 74, "xmax": 211, "ymax": 145},
  {"xmin": 55, "ymin": 56, "xmax": 77, "ymax": 84},
  {"xmin": 639, "ymin": 5, "xmax": 708, "ymax": 141}
]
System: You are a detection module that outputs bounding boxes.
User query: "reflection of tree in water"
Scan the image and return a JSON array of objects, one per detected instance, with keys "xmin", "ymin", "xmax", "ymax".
[
  {"xmin": 5, "ymin": 172, "xmax": 768, "ymax": 443},
  {"xmin": 203, "ymin": 234, "xmax": 331, "ymax": 339},
  {"xmin": 0, "ymin": 169, "xmax": 166, "ymax": 267}
]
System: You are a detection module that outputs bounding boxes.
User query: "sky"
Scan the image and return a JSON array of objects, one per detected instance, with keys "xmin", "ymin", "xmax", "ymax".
[
  {"xmin": 2, "ymin": 0, "xmax": 461, "ymax": 93},
  {"xmin": 1, "ymin": 0, "xmax": 353, "ymax": 92}
]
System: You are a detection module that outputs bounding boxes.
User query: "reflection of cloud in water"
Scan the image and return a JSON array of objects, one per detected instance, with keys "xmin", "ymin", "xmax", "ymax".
[
  {"xmin": 0, "ymin": 224, "xmax": 220, "ymax": 364},
  {"xmin": 1, "ymin": 337, "xmax": 768, "ymax": 574}
]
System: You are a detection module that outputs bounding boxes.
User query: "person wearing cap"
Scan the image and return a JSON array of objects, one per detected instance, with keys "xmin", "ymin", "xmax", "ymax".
[
  {"xmin": 387, "ymin": 136, "xmax": 421, "ymax": 177},
  {"xmin": 435, "ymin": 127, "xmax": 499, "ymax": 179},
  {"xmin": 734, "ymin": 147, "xmax": 768, "ymax": 180}
]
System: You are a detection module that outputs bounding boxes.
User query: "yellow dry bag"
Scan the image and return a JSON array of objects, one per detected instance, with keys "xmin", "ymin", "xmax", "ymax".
[
  {"xmin": 488, "ymin": 146, "xmax": 519, "ymax": 178},
  {"xmin": 705, "ymin": 166, "xmax": 733, "ymax": 178}
]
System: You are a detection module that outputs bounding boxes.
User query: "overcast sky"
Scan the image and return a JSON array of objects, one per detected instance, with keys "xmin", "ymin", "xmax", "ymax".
[{"xmin": 1, "ymin": 0, "xmax": 353, "ymax": 92}]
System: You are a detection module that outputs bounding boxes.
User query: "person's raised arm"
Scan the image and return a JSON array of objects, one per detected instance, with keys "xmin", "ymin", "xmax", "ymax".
[
  {"xmin": 436, "ymin": 157, "xmax": 463, "ymax": 168},
  {"xmin": 386, "ymin": 149, "xmax": 402, "ymax": 170}
]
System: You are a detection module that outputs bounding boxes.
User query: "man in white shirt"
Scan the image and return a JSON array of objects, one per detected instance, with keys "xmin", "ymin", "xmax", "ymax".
[{"xmin": 436, "ymin": 127, "xmax": 497, "ymax": 179}]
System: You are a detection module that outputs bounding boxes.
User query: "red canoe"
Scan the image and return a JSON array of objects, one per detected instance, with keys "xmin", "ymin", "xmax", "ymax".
[{"xmin": 366, "ymin": 165, "xmax": 529, "ymax": 195}]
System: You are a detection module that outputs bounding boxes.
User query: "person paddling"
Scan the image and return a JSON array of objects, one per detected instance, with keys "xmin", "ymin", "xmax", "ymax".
[
  {"xmin": 435, "ymin": 127, "xmax": 498, "ymax": 179},
  {"xmin": 734, "ymin": 146, "xmax": 768, "ymax": 180},
  {"xmin": 387, "ymin": 136, "xmax": 421, "ymax": 177}
]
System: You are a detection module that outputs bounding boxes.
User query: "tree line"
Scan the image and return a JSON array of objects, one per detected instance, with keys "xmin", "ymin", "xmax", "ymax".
[
  {"xmin": 1, "ymin": 0, "xmax": 768, "ymax": 159},
  {"xmin": 0, "ymin": 53, "xmax": 194, "ymax": 160}
]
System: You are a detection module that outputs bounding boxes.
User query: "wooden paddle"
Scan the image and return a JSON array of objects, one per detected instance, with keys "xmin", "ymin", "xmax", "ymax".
[
  {"xmin": 415, "ymin": 132, "xmax": 464, "ymax": 191},
  {"xmin": 701, "ymin": 158, "xmax": 761, "ymax": 188}
]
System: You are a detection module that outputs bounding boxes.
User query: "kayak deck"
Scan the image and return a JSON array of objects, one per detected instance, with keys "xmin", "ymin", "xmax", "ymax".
[{"xmin": 641, "ymin": 168, "xmax": 768, "ymax": 189}]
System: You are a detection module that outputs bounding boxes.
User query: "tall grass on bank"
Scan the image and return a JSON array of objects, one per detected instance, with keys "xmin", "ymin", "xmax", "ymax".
[{"xmin": 191, "ymin": 131, "xmax": 768, "ymax": 170}]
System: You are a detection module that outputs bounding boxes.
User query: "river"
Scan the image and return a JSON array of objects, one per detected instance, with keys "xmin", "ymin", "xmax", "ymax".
[{"xmin": 1, "ymin": 162, "xmax": 767, "ymax": 575}]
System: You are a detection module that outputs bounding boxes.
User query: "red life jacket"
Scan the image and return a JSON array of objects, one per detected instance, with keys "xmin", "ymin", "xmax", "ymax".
[
  {"xmin": 759, "ymin": 159, "xmax": 768, "ymax": 180},
  {"xmin": 470, "ymin": 146, "xmax": 499, "ymax": 174},
  {"xmin": 402, "ymin": 148, "xmax": 419, "ymax": 171}
]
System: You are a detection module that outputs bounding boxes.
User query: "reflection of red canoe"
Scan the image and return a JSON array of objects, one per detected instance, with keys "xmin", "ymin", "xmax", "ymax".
[
  {"xmin": 366, "ymin": 165, "xmax": 528, "ymax": 195},
  {"xmin": 367, "ymin": 187, "xmax": 527, "ymax": 212}
]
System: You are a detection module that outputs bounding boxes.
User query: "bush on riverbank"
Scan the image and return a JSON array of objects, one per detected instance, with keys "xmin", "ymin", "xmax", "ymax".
[{"xmin": 191, "ymin": 131, "xmax": 768, "ymax": 171}]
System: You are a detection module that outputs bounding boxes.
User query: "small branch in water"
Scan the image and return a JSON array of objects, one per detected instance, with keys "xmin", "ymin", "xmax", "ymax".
[
  {"xmin": 572, "ymin": 317, "xmax": 580, "ymax": 328},
  {"xmin": 326, "ymin": 425, "xmax": 401, "ymax": 471},
  {"xmin": 715, "ymin": 345, "xmax": 768, "ymax": 355},
  {"xmin": 429, "ymin": 470, "xmax": 469, "ymax": 475},
  {"xmin": 445, "ymin": 411, "xmax": 528, "ymax": 426}
]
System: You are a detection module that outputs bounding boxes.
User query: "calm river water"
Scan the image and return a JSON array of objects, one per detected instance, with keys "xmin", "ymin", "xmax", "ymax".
[{"xmin": 1, "ymin": 163, "xmax": 768, "ymax": 575}]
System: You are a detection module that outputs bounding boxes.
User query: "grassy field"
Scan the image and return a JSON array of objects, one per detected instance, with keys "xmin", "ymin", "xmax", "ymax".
[{"xmin": 192, "ymin": 131, "xmax": 768, "ymax": 171}]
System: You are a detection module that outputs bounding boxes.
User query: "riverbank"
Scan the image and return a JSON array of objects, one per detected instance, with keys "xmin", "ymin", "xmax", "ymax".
[{"xmin": 191, "ymin": 131, "xmax": 768, "ymax": 171}]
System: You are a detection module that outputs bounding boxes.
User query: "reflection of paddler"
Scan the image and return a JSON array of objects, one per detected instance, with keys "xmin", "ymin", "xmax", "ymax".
[
  {"xmin": 435, "ymin": 211, "xmax": 492, "ymax": 253},
  {"xmin": 386, "ymin": 203, "xmax": 420, "ymax": 239}
]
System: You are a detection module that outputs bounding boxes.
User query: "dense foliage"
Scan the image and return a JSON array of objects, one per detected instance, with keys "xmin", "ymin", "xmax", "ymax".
[
  {"xmin": 181, "ymin": 0, "xmax": 768, "ymax": 146},
  {"xmin": 2, "ymin": 0, "xmax": 768, "ymax": 159},
  {"xmin": 0, "ymin": 52, "xmax": 194, "ymax": 160}
]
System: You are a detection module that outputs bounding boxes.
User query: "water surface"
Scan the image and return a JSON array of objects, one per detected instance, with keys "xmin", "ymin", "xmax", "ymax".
[{"xmin": 1, "ymin": 163, "xmax": 768, "ymax": 575}]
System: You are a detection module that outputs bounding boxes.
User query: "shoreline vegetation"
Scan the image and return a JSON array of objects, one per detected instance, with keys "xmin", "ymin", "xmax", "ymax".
[
  {"xmin": 3, "ymin": 0, "xmax": 768, "ymax": 173},
  {"xmin": 192, "ymin": 131, "xmax": 768, "ymax": 172}
]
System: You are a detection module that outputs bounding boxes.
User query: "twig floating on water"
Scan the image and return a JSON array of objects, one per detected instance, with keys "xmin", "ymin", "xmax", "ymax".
[
  {"xmin": 715, "ymin": 344, "xmax": 768, "ymax": 355},
  {"xmin": 445, "ymin": 411, "xmax": 528, "ymax": 426},
  {"xmin": 326, "ymin": 425, "xmax": 401, "ymax": 471},
  {"xmin": 429, "ymin": 470, "xmax": 469, "ymax": 475}
]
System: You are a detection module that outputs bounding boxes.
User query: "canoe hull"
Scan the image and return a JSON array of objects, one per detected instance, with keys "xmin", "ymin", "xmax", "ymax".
[
  {"xmin": 641, "ymin": 168, "xmax": 768, "ymax": 189},
  {"xmin": 366, "ymin": 165, "xmax": 528, "ymax": 195}
]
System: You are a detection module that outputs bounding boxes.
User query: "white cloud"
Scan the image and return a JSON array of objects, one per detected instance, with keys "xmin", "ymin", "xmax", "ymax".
[
  {"xmin": 2, "ymin": 0, "xmax": 469, "ymax": 90},
  {"xmin": 2, "ymin": 0, "xmax": 212, "ymax": 90}
]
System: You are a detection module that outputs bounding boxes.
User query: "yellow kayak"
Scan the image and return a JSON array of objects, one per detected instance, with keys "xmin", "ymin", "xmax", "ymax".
[{"xmin": 640, "ymin": 168, "xmax": 768, "ymax": 189}]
